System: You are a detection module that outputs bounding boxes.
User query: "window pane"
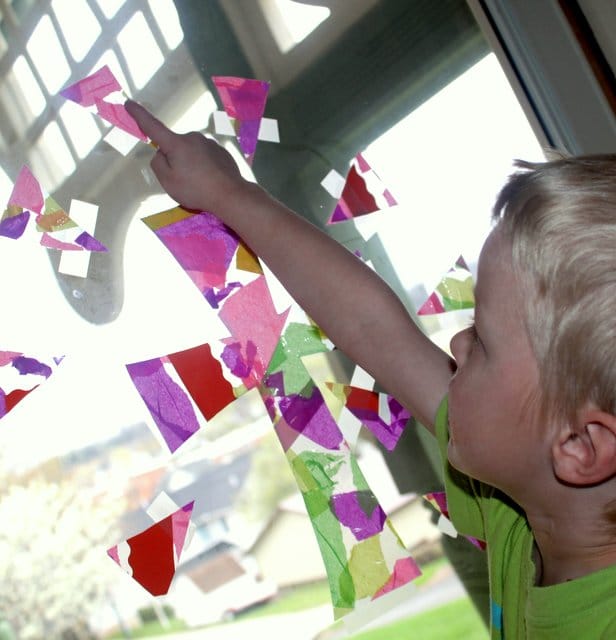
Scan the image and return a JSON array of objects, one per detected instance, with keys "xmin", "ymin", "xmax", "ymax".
[
  {"xmin": 26, "ymin": 14, "xmax": 71, "ymax": 94},
  {"xmin": 148, "ymin": 0, "xmax": 183, "ymax": 50},
  {"xmin": 0, "ymin": 55, "xmax": 46, "ymax": 139},
  {"xmin": 52, "ymin": 0, "xmax": 102, "ymax": 62},
  {"xmin": 90, "ymin": 49, "xmax": 131, "ymax": 95},
  {"xmin": 59, "ymin": 101, "xmax": 101, "ymax": 159},
  {"xmin": 31, "ymin": 120, "xmax": 76, "ymax": 189},
  {"xmin": 117, "ymin": 11, "xmax": 164, "ymax": 89}
]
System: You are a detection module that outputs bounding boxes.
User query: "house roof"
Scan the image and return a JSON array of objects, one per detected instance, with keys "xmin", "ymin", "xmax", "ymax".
[
  {"xmin": 120, "ymin": 448, "xmax": 254, "ymax": 537},
  {"xmin": 159, "ymin": 449, "xmax": 254, "ymax": 522}
]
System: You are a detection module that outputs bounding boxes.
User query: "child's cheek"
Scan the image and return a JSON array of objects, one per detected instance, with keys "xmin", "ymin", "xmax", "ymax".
[{"xmin": 448, "ymin": 378, "xmax": 463, "ymax": 432}]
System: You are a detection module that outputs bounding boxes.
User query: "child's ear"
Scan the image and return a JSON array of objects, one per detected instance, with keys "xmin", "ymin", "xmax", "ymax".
[{"xmin": 552, "ymin": 408, "xmax": 616, "ymax": 486}]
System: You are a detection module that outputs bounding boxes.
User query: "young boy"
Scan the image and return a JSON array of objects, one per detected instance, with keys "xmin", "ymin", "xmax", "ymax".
[{"xmin": 126, "ymin": 100, "xmax": 616, "ymax": 638}]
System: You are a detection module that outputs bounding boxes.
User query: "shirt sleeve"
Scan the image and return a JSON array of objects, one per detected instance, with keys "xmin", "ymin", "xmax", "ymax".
[{"xmin": 434, "ymin": 394, "xmax": 491, "ymax": 541}]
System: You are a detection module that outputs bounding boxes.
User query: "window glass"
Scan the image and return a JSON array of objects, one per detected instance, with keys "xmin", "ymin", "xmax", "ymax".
[
  {"xmin": 0, "ymin": 55, "xmax": 46, "ymax": 140},
  {"xmin": 0, "ymin": 2, "xmax": 544, "ymax": 638},
  {"xmin": 148, "ymin": 0, "xmax": 183, "ymax": 51},
  {"xmin": 26, "ymin": 14, "xmax": 71, "ymax": 94},
  {"xmin": 117, "ymin": 11, "xmax": 164, "ymax": 89},
  {"xmin": 52, "ymin": 0, "xmax": 102, "ymax": 62}
]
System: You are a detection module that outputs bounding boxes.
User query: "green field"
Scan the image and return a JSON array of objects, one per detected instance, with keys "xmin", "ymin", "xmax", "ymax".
[{"xmin": 348, "ymin": 597, "xmax": 488, "ymax": 640}]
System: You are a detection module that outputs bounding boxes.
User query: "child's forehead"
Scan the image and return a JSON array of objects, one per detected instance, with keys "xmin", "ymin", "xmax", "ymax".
[
  {"xmin": 474, "ymin": 229, "xmax": 524, "ymax": 323},
  {"xmin": 476, "ymin": 228, "xmax": 510, "ymax": 287}
]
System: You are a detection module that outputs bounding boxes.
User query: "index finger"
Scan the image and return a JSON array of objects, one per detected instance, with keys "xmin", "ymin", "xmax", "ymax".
[{"xmin": 125, "ymin": 100, "xmax": 177, "ymax": 151}]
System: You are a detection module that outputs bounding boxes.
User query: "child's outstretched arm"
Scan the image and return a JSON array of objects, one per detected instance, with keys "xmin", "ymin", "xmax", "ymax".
[{"xmin": 126, "ymin": 100, "xmax": 454, "ymax": 433}]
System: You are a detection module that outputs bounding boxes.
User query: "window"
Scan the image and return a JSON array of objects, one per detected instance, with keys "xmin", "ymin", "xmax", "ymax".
[
  {"xmin": 0, "ymin": 2, "xmax": 564, "ymax": 638},
  {"xmin": 260, "ymin": 0, "xmax": 331, "ymax": 53}
]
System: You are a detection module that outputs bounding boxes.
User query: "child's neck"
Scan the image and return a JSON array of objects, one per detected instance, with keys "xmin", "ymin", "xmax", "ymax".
[{"xmin": 529, "ymin": 511, "xmax": 616, "ymax": 586}]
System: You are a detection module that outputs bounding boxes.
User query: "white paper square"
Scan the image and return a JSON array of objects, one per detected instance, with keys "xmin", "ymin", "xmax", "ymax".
[
  {"xmin": 321, "ymin": 169, "xmax": 346, "ymax": 199},
  {"xmin": 213, "ymin": 110, "xmax": 236, "ymax": 136},
  {"xmin": 58, "ymin": 200, "xmax": 99, "ymax": 278},
  {"xmin": 350, "ymin": 364, "xmax": 375, "ymax": 390},
  {"xmin": 258, "ymin": 117, "xmax": 280, "ymax": 143}
]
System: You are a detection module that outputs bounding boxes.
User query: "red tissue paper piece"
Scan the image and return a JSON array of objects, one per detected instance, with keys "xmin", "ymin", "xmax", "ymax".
[
  {"xmin": 326, "ymin": 383, "xmax": 411, "ymax": 451},
  {"xmin": 107, "ymin": 501, "xmax": 194, "ymax": 596},
  {"xmin": 167, "ymin": 342, "xmax": 236, "ymax": 421},
  {"xmin": 327, "ymin": 153, "xmax": 397, "ymax": 224}
]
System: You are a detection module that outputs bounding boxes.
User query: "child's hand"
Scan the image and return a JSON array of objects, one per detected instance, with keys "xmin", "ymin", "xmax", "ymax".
[{"xmin": 125, "ymin": 100, "xmax": 247, "ymax": 213}]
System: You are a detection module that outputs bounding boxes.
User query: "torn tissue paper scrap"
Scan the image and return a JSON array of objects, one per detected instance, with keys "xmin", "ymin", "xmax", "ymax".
[
  {"xmin": 325, "ymin": 383, "xmax": 411, "ymax": 451},
  {"xmin": 212, "ymin": 76, "xmax": 271, "ymax": 163},
  {"xmin": 126, "ymin": 343, "xmax": 238, "ymax": 454},
  {"xmin": 0, "ymin": 350, "xmax": 63, "ymax": 419},
  {"xmin": 141, "ymin": 207, "xmax": 262, "ymax": 310},
  {"xmin": 107, "ymin": 501, "xmax": 194, "ymax": 596},
  {"xmin": 322, "ymin": 152, "xmax": 397, "ymax": 225},
  {"xmin": 266, "ymin": 322, "xmax": 330, "ymax": 397},
  {"xmin": 417, "ymin": 255, "xmax": 475, "ymax": 315},
  {"xmin": 59, "ymin": 65, "xmax": 121, "ymax": 106},
  {"xmin": 0, "ymin": 165, "xmax": 107, "ymax": 252},
  {"xmin": 218, "ymin": 274, "xmax": 289, "ymax": 390},
  {"xmin": 60, "ymin": 65, "xmax": 147, "ymax": 146}
]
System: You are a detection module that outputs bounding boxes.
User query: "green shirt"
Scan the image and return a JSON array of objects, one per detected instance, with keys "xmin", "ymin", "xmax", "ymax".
[{"xmin": 435, "ymin": 396, "xmax": 616, "ymax": 639}]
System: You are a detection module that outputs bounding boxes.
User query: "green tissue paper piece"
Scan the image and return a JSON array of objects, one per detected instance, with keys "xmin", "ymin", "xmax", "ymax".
[
  {"xmin": 291, "ymin": 450, "xmax": 345, "ymax": 494},
  {"xmin": 437, "ymin": 276, "xmax": 475, "ymax": 310},
  {"xmin": 307, "ymin": 489, "xmax": 356, "ymax": 612},
  {"xmin": 267, "ymin": 322, "xmax": 329, "ymax": 395},
  {"xmin": 348, "ymin": 535, "xmax": 390, "ymax": 600}
]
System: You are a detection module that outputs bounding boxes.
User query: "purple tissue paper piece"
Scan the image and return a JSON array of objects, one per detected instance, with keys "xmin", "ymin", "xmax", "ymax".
[
  {"xmin": 75, "ymin": 231, "xmax": 108, "ymax": 252},
  {"xmin": 12, "ymin": 356, "xmax": 52, "ymax": 378},
  {"xmin": 155, "ymin": 212, "xmax": 239, "ymax": 297},
  {"xmin": 0, "ymin": 388, "xmax": 6, "ymax": 419},
  {"xmin": 348, "ymin": 395, "xmax": 411, "ymax": 451},
  {"xmin": 278, "ymin": 386, "xmax": 344, "ymax": 450},
  {"xmin": 0, "ymin": 211, "xmax": 30, "ymax": 239},
  {"xmin": 221, "ymin": 340, "xmax": 256, "ymax": 379},
  {"xmin": 263, "ymin": 395, "xmax": 277, "ymax": 421},
  {"xmin": 157, "ymin": 212, "xmax": 238, "ymax": 265},
  {"xmin": 263, "ymin": 371, "xmax": 285, "ymax": 396},
  {"xmin": 126, "ymin": 358, "xmax": 200, "ymax": 453},
  {"xmin": 330, "ymin": 205, "xmax": 349, "ymax": 223},
  {"xmin": 238, "ymin": 119, "xmax": 260, "ymax": 158},
  {"xmin": 330, "ymin": 490, "xmax": 387, "ymax": 541},
  {"xmin": 204, "ymin": 282, "xmax": 242, "ymax": 309}
]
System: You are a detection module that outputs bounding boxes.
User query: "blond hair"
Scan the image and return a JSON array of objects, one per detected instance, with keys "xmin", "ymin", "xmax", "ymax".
[{"xmin": 492, "ymin": 155, "xmax": 616, "ymax": 430}]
